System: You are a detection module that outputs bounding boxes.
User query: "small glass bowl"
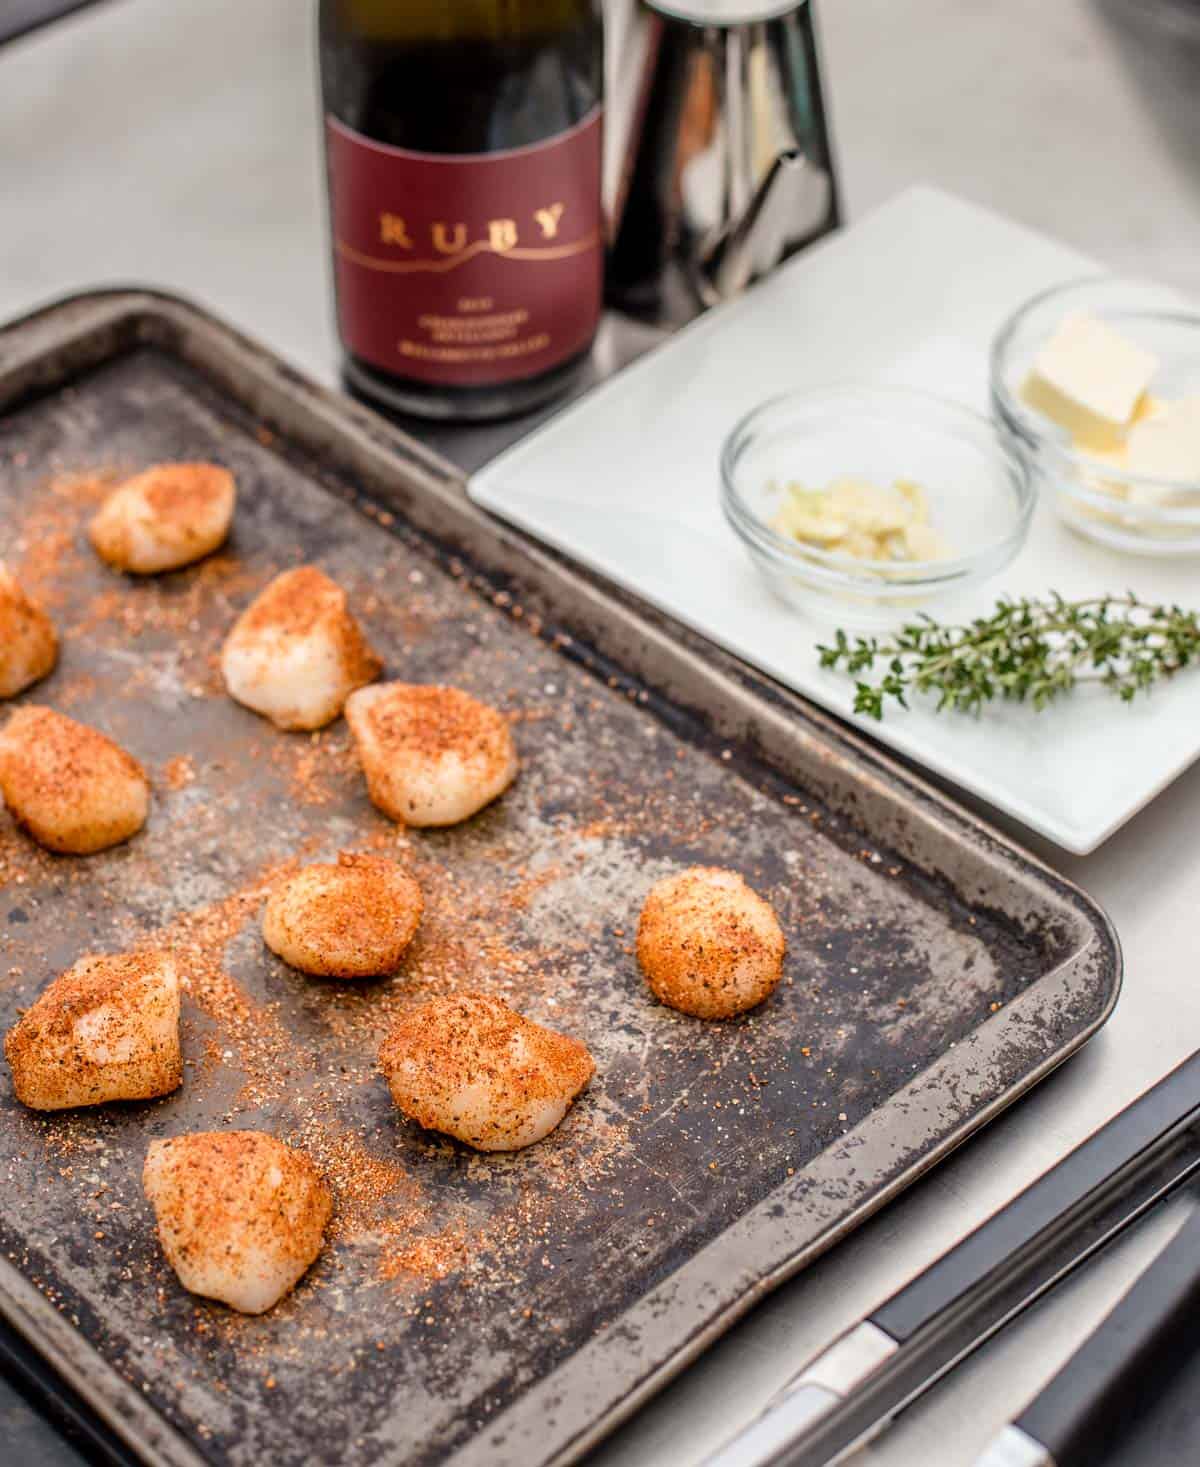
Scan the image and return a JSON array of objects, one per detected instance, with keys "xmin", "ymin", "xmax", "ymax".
[
  {"xmin": 720, "ymin": 385, "xmax": 1035, "ymax": 627},
  {"xmin": 991, "ymin": 277, "xmax": 1200, "ymax": 556}
]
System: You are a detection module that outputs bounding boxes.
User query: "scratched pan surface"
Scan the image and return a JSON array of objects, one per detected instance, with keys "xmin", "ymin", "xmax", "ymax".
[{"xmin": 0, "ymin": 294, "xmax": 1119, "ymax": 1467}]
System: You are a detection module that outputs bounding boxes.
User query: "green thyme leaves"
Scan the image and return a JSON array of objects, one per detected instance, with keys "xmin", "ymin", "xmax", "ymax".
[{"xmin": 818, "ymin": 594, "xmax": 1200, "ymax": 719}]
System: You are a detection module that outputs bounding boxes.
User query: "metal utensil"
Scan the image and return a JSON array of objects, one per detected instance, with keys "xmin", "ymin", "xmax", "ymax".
[
  {"xmin": 703, "ymin": 1048, "xmax": 1200, "ymax": 1467},
  {"xmin": 605, "ymin": 0, "xmax": 840, "ymax": 319},
  {"xmin": 976, "ymin": 1193, "xmax": 1200, "ymax": 1467}
]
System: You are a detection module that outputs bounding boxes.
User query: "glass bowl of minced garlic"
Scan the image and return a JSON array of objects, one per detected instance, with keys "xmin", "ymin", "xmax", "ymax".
[
  {"xmin": 992, "ymin": 277, "xmax": 1200, "ymax": 554},
  {"xmin": 721, "ymin": 385, "xmax": 1034, "ymax": 625}
]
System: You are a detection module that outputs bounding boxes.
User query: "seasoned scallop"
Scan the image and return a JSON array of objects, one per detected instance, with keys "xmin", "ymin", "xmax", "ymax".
[
  {"xmin": 220, "ymin": 566, "xmax": 381, "ymax": 731},
  {"xmin": 637, "ymin": 866, "xmax": 785, "ymax": 1019},
  {"xmin": 0, "ymin": 564, "xmax": 57, "ymax": 698},
  {"xmin": 263, "ymin": 852, "xmax": 423, "ymax": 978},
  {"xmin": 0, "ymin": 705, "xmax": 150, "ymax": 854},
  {"xmin": 143, "ymin": 1131, "xmax": 332, "ymax": 1315},
  {"xmin": 379, "ymin": 993, "xmax": 594, "ymax": 1152},
  {"xmin": 4, "ymin": 952, "xmax": 181, "ymax": 1110},
  {"xmin": 345, "ymin": 682, "xmax": 518, "ymax": 828},
  {"xmin": 89, "ymin": 462, "xmax": 236, "ymax": 574}
]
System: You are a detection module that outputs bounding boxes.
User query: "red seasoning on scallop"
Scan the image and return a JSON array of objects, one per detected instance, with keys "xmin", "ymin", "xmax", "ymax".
[
  {"xmin": 345, "ymin": 682, "xmax": 518, "ymax": 827},
  {"xmin": 637, "ymin": 866, "xmax": 786, "ymax": 1020},
  {"xmin": 220, "ymin": 566, "xmax": 381, "ymax": 731},
  {"xmin": 263, "ymin": 852, "xmax": 423, "ymax": 978},
  {"xmin": 143, "ymin": 1131, "xmax": 332, "ymax": 1315},
  {"xmin": 0, "ymin": 705, "xmax": 150, "ymax": 854},
  {"xmin": 5, "ymin": 951, "xmax": 182, "ymax": 1111},
  {"xmin": 0, "ymin": 563, "xmax": 57, "ymax": 698},
  {"xmin": 89, "ymin": 462, "xmax": 236, "ymax": 574},
  {"xmin": 379, "ymin": 993, "xmax": 594, "ymax": 1152}
]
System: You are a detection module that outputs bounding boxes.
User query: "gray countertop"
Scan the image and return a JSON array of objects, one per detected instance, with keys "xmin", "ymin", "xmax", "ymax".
[{"xmin": 3, "ymin": 2, "xmax": 1200, "ymax": 1465}]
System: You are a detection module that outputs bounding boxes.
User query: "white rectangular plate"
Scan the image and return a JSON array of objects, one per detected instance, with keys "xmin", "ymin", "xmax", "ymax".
[{"xmin": 469, "ymin": 186, "xmax": 1200, "ymax": 853}]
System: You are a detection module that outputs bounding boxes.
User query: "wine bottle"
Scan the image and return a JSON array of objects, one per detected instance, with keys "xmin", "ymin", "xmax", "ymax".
[{"xmin": 319, "ymin": 0, "xmax": 605, "ymax": 422}]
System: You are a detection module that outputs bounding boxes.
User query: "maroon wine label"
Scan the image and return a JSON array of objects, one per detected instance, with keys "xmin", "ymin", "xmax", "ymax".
[{"xmin": 326, "ymin": 107, "xmax": 604, "ymax": 388}]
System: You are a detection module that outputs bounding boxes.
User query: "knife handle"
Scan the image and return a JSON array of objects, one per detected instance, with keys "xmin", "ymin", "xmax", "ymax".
[
  {"xmin": 1012, "ymin": 1201, "xmax": 1200, "ymax": 1465},
  {"xmin": 700, "ymin": 1322, "xmax": 898, "ymax": 1467}
]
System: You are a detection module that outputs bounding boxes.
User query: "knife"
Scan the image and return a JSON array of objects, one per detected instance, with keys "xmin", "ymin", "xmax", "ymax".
[
  {"xmin": 975, "ymin": 1193, "xmax": 1200, "ymax": 1467},
  {"xmin": 702, "ymin": 1050, "xmax": 1200, "ymax": 1467}
]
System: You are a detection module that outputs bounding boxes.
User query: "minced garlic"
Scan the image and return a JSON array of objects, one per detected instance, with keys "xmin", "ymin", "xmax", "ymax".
[{"xmin": 770, "ymin": 475, "xmax": 953, "ymax": 562}]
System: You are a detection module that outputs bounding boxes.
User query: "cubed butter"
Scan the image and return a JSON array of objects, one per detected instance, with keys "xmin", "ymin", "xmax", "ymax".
[
  {"xmin": 1125, "ymin": 396, "xmax": 1200, "ymax": 504},
  {"xmin": 1020, "ymin": 313, "xmax": 1158, "ymax": 453},
  {"xmin": 1133, "ymin": 393, "xmax": 1170, "ymax": 426}
]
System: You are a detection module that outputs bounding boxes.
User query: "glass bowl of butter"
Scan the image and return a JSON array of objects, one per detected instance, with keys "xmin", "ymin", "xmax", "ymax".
[
  {"xmin": 992, "ymin": 277, "xmax": 1200, "ymax": 555},
  {"xmin": 720, "ymin": 385, "xmax": 1034, "ymax": 625}
]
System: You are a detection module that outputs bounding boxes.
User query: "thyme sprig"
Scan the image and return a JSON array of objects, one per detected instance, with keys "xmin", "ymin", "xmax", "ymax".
[{"xmin": 818, "ymin": 593, "xmax": 1200, "ymax": 720}]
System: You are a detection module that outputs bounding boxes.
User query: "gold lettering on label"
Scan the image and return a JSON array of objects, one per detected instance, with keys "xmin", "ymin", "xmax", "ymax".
[
  {"xmin": 379, "ymin": 213, "xmax": 414, "ymax": 248},
  {"xmin": 433, "ymin": 222, "xmax": 468, "ymax": 255},
  {"xmin": 335, "ymin": 225, "xmax": 601, "ymax": 274},
  {"xmin": 534, "ymin": 203, "xmax": 565, "ymax": 239},
  {"xmin": 457, "ymin": 297, "xmax": 495, "ymax": 313},
  {"xmin": 488, "ymin": 219, "xmax": 519, "ymax": 253}
]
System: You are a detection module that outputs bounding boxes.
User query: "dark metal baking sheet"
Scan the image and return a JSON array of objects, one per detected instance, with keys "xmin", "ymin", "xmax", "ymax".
[{"xmin": 0, "ymin": 292, "xmax": 1120, "ymax": 1467}]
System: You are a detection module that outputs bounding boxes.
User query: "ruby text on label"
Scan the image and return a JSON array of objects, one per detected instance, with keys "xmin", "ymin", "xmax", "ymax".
[{"xmin": 379, "ymin": 202, "xmax": 567, "ymax": 255}]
